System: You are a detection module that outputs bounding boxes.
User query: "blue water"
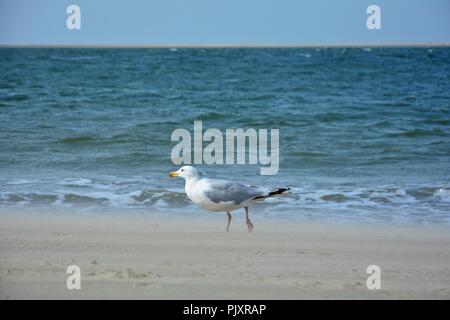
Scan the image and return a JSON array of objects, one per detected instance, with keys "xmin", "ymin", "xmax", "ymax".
[{"xmin": 0, "ymin": 47, "xmax": 449, "ymax": 224}]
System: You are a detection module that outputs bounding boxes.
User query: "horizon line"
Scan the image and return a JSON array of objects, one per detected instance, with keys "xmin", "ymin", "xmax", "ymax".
[{"xmin": 1, "ymin": 42, "xmax": 450, "ymax": 49}]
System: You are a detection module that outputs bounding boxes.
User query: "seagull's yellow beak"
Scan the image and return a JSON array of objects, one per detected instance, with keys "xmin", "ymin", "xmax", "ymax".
[{"xmin": 169, "ymin": 171, "xmax": 179, "ymax": 178}]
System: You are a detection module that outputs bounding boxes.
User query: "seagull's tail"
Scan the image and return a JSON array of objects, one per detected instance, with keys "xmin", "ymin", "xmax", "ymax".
[{"xmin": 253, "ymin": 187, "xmax": 290, "ymax": 200}]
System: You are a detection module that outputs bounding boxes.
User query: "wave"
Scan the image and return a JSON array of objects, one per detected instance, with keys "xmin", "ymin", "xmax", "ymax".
[
  {"xmin": 93, "ymin": 152, "xmax": 164, "ymax": 165},
  {"xmin": 50, "ymin": 55, "xmax": 100, "ymax": 61},
  {"xmin": 386, "ymin": 128, "xmax": 447, "ymax": 138},
  {"xmin": 319, "ymin": 194, "xmax": 349, "ymax": 203},
  {"xmin": 56, "ymin": 178, "xmax": 93, "ymax": 187},
  {"xmin": 1, "ymin": 182, "xmax": 449, "ymax": 224},
  {"xmin": 313, "ymin": 112, "xmax": 346, "ymax": 123},
  {"xmin": 0, "ymin": 188, "xmax": 192, "ymax": 209},
  {"xmin": 1, "ymin": 94, "xmax": 31, "ymax": 102},
  {"xmin": 288, "ymin": 151, "xmax": 330, "ymax": 158},
  {"xmin": 59, "ymin": 136, "xmax": 97, "ymax": 144},
  {"xmin": 59, "ymin": 135, "xmax": 146, "ymax": 146}
]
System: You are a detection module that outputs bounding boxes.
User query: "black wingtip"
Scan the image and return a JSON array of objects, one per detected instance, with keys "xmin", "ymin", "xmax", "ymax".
[
  {"xmin": 252, "ymin": 187, "xmax": 290, "ymax": 200},
  {"xmin": 268, "ymin": 187, "xmax": 290, "ymax": 196}
]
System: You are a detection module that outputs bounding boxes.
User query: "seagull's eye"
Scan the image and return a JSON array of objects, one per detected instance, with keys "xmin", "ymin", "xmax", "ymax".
[{"xmin": 180, "ymin": 169, "xmax": 184, "ymax": 172}]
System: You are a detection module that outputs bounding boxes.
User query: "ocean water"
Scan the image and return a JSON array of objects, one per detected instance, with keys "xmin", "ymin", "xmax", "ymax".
[{"xmin": 0, "ymin": 47, "xmax": 449, "ymax": 225}]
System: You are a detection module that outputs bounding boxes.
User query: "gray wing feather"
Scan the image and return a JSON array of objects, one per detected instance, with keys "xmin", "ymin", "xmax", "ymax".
[{"xmin": 204, "ymin": 180, "xmax": 265, "ymax": 204}]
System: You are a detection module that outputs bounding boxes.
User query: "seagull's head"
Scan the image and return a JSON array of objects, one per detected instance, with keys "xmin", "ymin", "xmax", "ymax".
[{"xmin": 169, "ymin": 166, "xmax": 200, "ymax": 180}]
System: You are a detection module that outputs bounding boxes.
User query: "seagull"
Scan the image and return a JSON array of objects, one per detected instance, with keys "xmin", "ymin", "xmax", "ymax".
[{"xmin": 169, "ymin": 166, "xmax": 289, "ymax": 232}]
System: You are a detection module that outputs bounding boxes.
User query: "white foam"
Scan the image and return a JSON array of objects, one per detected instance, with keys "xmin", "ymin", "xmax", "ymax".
[
  {"xmin": 5, "ymin": 179, "xmax": 37, "ymax": 185},
  {"xmin": 435, "ymin": 188, "xmax": 450, "ymax": 202},
  {"xmin": 57, "ymin": 178, "xmax": 92, "ymax": 186}
]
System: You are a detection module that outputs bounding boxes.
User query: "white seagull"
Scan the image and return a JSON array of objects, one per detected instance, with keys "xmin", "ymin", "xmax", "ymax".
[{"xmin": 169, "ymin": 166, "xmax": 289, "ymax": 232}]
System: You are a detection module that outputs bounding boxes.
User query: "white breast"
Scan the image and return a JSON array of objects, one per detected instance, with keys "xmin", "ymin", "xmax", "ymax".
[{"xmin": 185, "ymin": 179, "xmax": 244, "ymax": 212}]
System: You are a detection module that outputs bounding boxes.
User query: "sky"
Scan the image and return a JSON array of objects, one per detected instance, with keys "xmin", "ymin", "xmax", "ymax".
[{"xmin": 0, "ymin": 0, "xmax": 449, "ymax": 45}]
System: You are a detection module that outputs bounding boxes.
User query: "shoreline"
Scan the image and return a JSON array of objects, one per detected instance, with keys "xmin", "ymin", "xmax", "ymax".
[
  {"xmin": 1, "ymin": 210, "xmax": 450, "ymax": 299},
  {"xmin": 1, "ymin": 206, "xmax": 449, "ymax": 228}
]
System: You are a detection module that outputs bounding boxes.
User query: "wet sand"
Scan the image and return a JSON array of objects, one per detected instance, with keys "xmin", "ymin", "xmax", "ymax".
[{"xmin": 1, "ymin": 211, "xmax": 449, "ymax": 299}]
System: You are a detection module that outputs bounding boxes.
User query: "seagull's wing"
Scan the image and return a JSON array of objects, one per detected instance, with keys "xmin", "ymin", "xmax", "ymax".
[{"xmin": 202, "ymin": 179, "xmax": 266, "ymax": 205}]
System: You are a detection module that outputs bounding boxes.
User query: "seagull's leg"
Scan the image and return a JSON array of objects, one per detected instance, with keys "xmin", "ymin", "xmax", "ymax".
[
  {"xmin": 226, "ymin": 211, "xmax": 232, "ymax": 232},
  {"xmin": 245, "ymin": 207, "xmax": 254, "ymax": 233}
]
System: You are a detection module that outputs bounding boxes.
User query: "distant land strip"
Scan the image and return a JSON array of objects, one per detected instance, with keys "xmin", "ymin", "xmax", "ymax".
[{"xmin": 1, "ymin": 42, "xmax": 449, "ymax": 49}]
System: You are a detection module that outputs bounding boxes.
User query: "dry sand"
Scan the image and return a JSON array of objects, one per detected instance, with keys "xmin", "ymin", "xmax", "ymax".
[{"xmin": 1, "ymin": 211, "xmax": 449, "ymax": 299}]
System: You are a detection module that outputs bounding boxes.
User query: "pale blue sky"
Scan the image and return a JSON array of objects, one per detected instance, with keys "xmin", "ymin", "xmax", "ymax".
[{"xmin": 1, "ymin": 0, "xmax": 449, "ymax": 45}]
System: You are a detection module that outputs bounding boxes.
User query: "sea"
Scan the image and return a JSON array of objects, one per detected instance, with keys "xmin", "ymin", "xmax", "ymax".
[{"xmin": 1, "ymin": 47, "xmax": 449, "ymax": 225}]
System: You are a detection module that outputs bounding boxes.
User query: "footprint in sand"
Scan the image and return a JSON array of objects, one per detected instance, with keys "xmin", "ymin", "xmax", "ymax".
[
  {"xmin": 192, "ymin": 270, "xmax": 206, "ymax": 277},
  {"xmin": 317, "ymin": 252, "xmax": 333, "ymax": 256},
  {"xmin": 85, "ymin": 268, "xmax": 161, "ymax": 281}
]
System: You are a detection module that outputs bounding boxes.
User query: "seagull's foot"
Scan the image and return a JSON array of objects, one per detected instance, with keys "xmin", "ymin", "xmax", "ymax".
[
  {"xmin": 226, "ymin": 212, "xmax": 232, "ymax": 233},
  {"xmin": 246, "ymin": 220, "xmax": 254, "ymax": 233}
]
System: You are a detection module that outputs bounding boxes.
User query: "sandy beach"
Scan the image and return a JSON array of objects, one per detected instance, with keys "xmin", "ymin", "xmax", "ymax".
[{"xmin": 1, "ymin": 210, "xmax": 449, "ymax": 299}]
